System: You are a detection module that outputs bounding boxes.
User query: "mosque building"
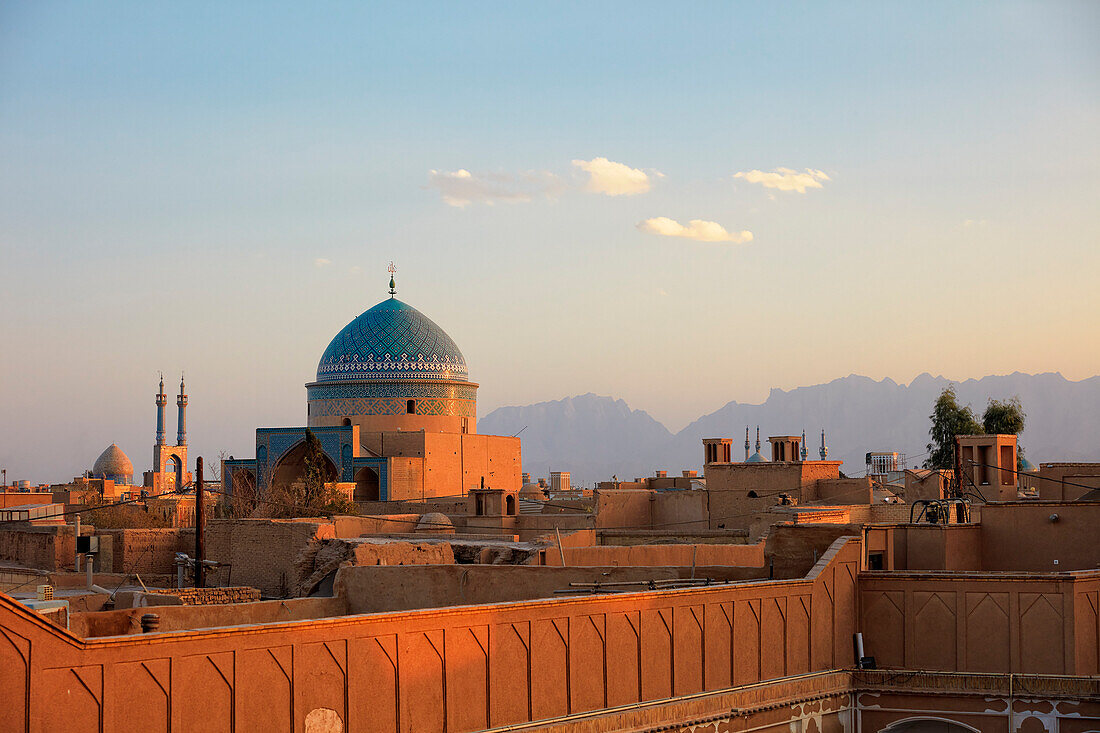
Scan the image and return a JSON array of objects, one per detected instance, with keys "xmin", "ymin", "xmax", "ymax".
[{"xmin": 222, "ymin": 272, "xmax": 521, "ymax": 503}]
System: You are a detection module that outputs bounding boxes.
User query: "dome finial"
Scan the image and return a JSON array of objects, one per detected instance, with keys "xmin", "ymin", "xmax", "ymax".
[{"xmin": 388, "ymin": 261, "xmax": 397, "ymax": 297}]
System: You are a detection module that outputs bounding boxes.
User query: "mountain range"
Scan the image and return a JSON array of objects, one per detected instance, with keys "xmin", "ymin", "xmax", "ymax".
[{"xmin": 478, "ymin": 372, "xmax": 1100, "ymax": 487}]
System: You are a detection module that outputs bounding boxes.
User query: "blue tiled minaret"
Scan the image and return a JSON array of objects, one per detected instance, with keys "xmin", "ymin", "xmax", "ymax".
[
  {"xmin": 176, "ymin": 376, "xmax": 188, "ymax": 446},
  {"xmin": 744, "ymin": 426, "xmax": 751, "ymax": 461},
  {"xmin": 820, "ymin": 429, "xmax": 829, "ymax": 460},
  {"xmin": 801, "ymin": 430, "xmax": 809, "ymax": 461},
  {"xmin": 155, "ymin": 376, "xmax": 167, "ymax": 446}
]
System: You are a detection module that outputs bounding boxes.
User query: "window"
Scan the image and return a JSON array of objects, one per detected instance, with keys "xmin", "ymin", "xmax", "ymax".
[
  {"xmin": 867, "ymin": 552, "xmax": 885, "ymax": 571},
  {"xmin": 406, "ymin": 399, "xmax": 416, "ymax": 414}
]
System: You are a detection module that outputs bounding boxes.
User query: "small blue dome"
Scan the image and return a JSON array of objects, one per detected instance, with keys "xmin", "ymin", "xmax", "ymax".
[
  {"xmin": 746, "ymin": 452, "xmax": 769, "ymax": 463},
  {"xmin": 316, "ymin": 298, "xmax": 468, "ymax": 383},
  {"xmin": 1019, "ymin": 456, "xmax": 1037, "ymax": 471}
]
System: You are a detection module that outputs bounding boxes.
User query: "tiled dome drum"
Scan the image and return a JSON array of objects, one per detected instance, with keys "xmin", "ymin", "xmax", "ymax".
[
  {"xmin": 306, "ymin": 295, "xmax": 478, "ymax": 434},
  {"xmin": 315, "ymin": 299, "xmax": 468, "ymax": 383}
]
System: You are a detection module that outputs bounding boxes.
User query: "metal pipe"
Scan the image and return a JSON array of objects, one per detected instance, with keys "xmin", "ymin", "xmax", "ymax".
[{"xmin": 195, "ymin": 457, "xmax": 205, "ymax": 588}]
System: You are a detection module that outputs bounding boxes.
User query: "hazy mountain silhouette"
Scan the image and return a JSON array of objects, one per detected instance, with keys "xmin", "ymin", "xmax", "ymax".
[{"xmin": 478, "ymin": 373, "xmax": 1100, "ymax": 486}]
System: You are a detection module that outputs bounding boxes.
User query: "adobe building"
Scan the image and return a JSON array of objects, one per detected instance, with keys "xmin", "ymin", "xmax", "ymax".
[
  {"xmin": 956, "ymin": 433, "xmax": 1017, "ymax": 500},
  {"xmin": 702, "ymin": 429, "xmax": 848, "ymax": 529},
  {"xmin": 1037, "ymin": 462, "xmax": 1100, "ymax": 500},
  {"xmin": 222, "ymin": 274, "xmax": 521, "ymax": 503}
]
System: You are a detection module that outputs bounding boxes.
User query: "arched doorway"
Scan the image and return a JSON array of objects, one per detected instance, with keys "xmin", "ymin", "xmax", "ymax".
[
  {"xmin": 165, "ymin": 455, "xmax": 183, "ymax": 490},
  {"xmin": 354, "ymin": 467, "xmax": 379, "ymax": 502},
  {"xmin": 272, "ymin": 441, "xmax": 339, "ymax": 495},
  {"xmin": 506, "ymin": 495, "xmax": 516, "ymax": 515}
]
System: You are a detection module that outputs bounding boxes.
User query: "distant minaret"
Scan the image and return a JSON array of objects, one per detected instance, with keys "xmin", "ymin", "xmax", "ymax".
[
  {"xmin": 820, "ymin": 429, "xmax": 829, "ymax": 460},
  {"xmin": 744, "ymin": 426, "xmax": 751, "ymax": 461},
  {"xmin": 801, "ymin": 430, "xmax": 809, "ymax": 461},
  {"xmin": 155, "ymin": 375, "xmax": 167, "ymax": 446},
  {"xmin": 176, "ymin": 375, "xmax": 188, "ymax": 446},
  {"xmin": 755, "ymin": 426, "xmax": 761, "ymax": 455}
]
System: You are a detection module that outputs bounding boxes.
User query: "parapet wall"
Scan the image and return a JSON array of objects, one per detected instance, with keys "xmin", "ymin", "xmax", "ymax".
[
  {"xmin": 540, "ymin": 542, "xmax": 766, "ymax": 568},
  {"xmin": 0, "ymin": 537, "xmax": 862, "ymax": 732}
]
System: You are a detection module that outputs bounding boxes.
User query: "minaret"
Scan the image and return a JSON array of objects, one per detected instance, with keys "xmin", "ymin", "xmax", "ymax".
[
  {"xmin": 176, "ymin": 375, "xmax": 188, "ymax": 446},
  {"xmin": 800, "ymin": 430, "xmax": 809, "ymax": 461},
  {"xmin": 155, "ymin": 375, "xmax": 167, "ymax": 446},
  {"xmin": 744, "ymin": 426, "xmax": 751, "ymax": 461},
  {"xmin": 755, "ymin": 426, "xmax": 762, "ymax": 455},
  {"xmin": 819, "ymin": 429, "xmax": 829, "ymax": 460}
]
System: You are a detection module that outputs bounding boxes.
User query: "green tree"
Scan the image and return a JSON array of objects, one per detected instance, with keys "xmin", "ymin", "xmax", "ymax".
[
  {"xmin": 982, "ymin": 396, "xmax": 1027, "ymax": 469},
  {"xmin": 924, "ymin": 386, "xmax": 982, "ymax": 470},
  {"xmin": 982, "ymin": 397, "xmax": 1025, "ymax": 435}
]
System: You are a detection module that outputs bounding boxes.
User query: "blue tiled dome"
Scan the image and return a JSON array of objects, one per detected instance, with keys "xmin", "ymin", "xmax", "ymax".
[
  {"xmin": 745, "ymin": 452, "xmax": 769, "ymax": 463},
  {"xmin": 315, "ymin": 298, "xmax": 468, "ymax": 383}
]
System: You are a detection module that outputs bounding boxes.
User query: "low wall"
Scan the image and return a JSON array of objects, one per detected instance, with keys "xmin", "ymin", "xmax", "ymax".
[
  {"xmin": 0, "ymin": 536, "xmax": 861, "ymax": 731},
  {"xmin": 860, "ymin": 569, "xmax": 1100, "ymax": 675},
  {"xmin": 335, "ymin": 565, "xmax": 689, "ymax": 614},
  {"xmin": 332, "ymin": 514, "xmax": 422, "ymax": 536},
  {"xmin": 154, "ymin": 586, "xmax": 261, "ymax": 605},
  {"xmin": 71, "ymin": 596, "xmax": 347, "ymax": 638},
  {"xmin": 597, "ymin": 529, "xmax": 750, "ymax": 546},
  {"xmin": 541, "ymin": 542, "xmax": 766, "ymax": 568}
]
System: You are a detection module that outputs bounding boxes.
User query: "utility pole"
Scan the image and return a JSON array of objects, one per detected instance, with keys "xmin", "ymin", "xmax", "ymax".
[{"xmin": 195, "ymin": 457, "xmax": 205, "ymax": 588}]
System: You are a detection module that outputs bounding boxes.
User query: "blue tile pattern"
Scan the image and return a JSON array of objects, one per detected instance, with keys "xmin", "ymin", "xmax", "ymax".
[
  {"xmin": 306, "ymin": 381, "xmax": 477, "ymax": 401},
  {"xmin": 315, "ymin": 298, "xmax": 468, "ymax": 383}
]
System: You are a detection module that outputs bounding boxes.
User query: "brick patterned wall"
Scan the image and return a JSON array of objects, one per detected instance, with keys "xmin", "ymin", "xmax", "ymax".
[{"xmin": 154, "ymin": 587, "xmax": 261, "ymax": 605}]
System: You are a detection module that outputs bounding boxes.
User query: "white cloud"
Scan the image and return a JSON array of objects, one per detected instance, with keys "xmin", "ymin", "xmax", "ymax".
[
  {"xmin": 637, "ymin": 217, "xmax": 753, "ymax": 244},
  {"xmin": 314, "ymin": 258, "xmax": 331, "ymax": 267},
  {"xmin": 571, "ymin": 157, "xmax": 658, "ymax": 196},
  {"xmin": 734, "ymin": 167, "xmax": 830, "ymax": 193},
  {"xmin": 426, "ymin": 168, "xmax": 562, "ymax": 207}
]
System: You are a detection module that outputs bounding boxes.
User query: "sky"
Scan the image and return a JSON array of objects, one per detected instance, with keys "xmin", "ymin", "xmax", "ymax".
[{"xmin": 1, "ymin": 1, "xmax": 1098, "ymax": 483}]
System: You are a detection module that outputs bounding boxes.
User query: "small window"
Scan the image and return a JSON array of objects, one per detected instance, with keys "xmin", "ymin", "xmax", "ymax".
[
  {"xmin": 406, "ymin": 399, "xmax": 416, "ymax": 414},
  {"xmin": 342, "ymin": 418, "xmax": 351, "ymax": 426},
  {"xmin": 868, "ymin": 552, "xmax": 885, "ymax": 571}
]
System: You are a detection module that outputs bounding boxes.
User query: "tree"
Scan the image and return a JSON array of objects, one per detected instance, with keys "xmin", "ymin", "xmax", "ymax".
[
  {"xmin": 982, "ymin": 396, "xmax": 1027, "ymax": 469},
  {"xmin": 924, "ymin": 386, "xmax": 982, "ymax": 470},
  {"xmin": 982, "ymin": 397, "xmax": 1025, "ymax": 435}
]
